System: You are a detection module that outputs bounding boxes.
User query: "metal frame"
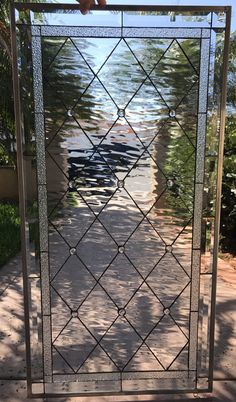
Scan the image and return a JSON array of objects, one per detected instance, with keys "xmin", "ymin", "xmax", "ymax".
[
  {"xmin": 10, "ymin": 2, "xmax": 231, "ymax": 398},
  {"xmin": 12, "ymin": 3, "xmax": 231, "ymax": 12},
  {"xmin": 10, "ymin": 4, "xmax": 32, "ymax": 397},
  {"xmin": 208, "ymin": 6, "xmax": 232, "ymax": 393}
]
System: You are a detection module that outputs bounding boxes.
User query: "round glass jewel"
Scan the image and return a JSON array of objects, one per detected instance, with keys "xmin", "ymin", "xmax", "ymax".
[
  {"xmin": 67, "ymin": 109, "xmax": 74, "ymax": 117},
  {"xmin": 169, "ymin": 109, "xmax": 176, "ymax": 118},
  {"xmin": 70, "ymin": 248, "xmax": 76, "ymax": 255},
  {"xmin": 164, "ymin": 308, "xmax": 170, "ymax": 315},
  {"xmin": 71, "ymin": 310, "xmax": 78, "ymax": 318},
  {"xmin": 165, "ymin": 245, "xmax": 173, "ymax": 253},
  {"xmin": 118, "ymin": 308, "xmax": 126, "ymax": 317},
  {"xmin": 167, "ymin": 179, "xmax": 174, "ymax": 188},
  {"xmin": 118, "ymin": 109, "xmax": 125, "ymax": 118},
  {"xmin": 117, "ymin": 180, "xmax": 124, "ymax": 188},
  {"xmin": 69, "ymin": 180, "xmax": 77, "ymax": 190},
  {"xmin": 118, "ymin": 246, "xmax": 125, "ymax": 254}
]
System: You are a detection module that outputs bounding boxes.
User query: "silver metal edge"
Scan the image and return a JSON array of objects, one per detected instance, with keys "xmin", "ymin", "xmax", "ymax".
[
  {"xmin": 189, "ymin": 35, "xmax": 211, "ymax": 381},
  {"xmin": 208, "ymin": 6, "xmax": 232, "ymax": 392},
  {"xmin": 14, "ymin": 3, "xmax": 229, "ymax": 13}
]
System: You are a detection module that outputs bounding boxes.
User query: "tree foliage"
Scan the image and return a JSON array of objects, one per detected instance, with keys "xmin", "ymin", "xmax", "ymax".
[
  {"xmin": 221, "ymin": 46, "xmax": 236, "ymax": 254},
  {"xmin": 0, "ymin": 0, "xmax": 15, "ymax": 165}
]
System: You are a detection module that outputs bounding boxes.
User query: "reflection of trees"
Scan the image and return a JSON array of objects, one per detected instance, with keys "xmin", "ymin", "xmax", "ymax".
[
  {"xmin": 155, "ymin": 39, "xmax": 198, "ymax": 216},
  {"xmin": 43, "ymin": 38, "xmax": 96, "ymax": 134},
  {"xmin": 0, "ymin": 1, "xmax": 16, "ymax": 166},
  {"xmin": 42, "ymin": 38, "xmax": 102, "ymax": 208},
  {"xmin": 127, "ymin": 38, "xmax": 199, "ymax": 217},
  {"xmin": 220, "ymin": 34, "xmax": 236, "ymax": 254}
]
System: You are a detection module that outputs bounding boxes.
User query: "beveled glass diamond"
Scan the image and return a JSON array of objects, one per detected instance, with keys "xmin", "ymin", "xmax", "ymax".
[
  {"xmin": 146, "ymin": 253, "xmax": 189, "ymax": 306},
  {"xmin": 100, "ymin": 316, "xmax": 141, "ymax": 370},
  {"xmin": 100, "ymin": 254, "xmax": 142, "ymax": 306},
  {"xmin": 54, "ymin": 318, "xmax": 97, "ymax": 372},
  {"xmin": 78, "ymin": 284, "xmax": 117, "ymax": 340},
  {"xmin": 77, "ymin": 220, "xmax": 117, "ymax": 279},
  {"xmin": 126, "ymin": 283, "xmax": 163, "ymax": 338},
  {"xmin": 146, "ymin": 315, "xmax": 187, "ymax": 369},
  {"xmin": 52, "ymin": 256, "xmax": 96, "ymax": 311}
]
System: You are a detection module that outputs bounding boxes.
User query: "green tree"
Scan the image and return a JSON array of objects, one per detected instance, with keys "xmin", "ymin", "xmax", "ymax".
[
  {"xmin": 220, "ymin": 33, "xmax": 236, "ymax": 254},
  {"xmin": 0, "ymin": 0, "xmax": 16, "ymax": 165}
]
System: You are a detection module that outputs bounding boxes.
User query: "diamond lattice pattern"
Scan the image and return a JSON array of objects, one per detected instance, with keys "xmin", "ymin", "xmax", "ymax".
[{"xmin": 43, "ymin": 36, "xmax": 199, "ymax": 373}]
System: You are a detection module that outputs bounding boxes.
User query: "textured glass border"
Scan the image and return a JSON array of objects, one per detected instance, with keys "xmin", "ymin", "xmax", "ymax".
[
  {"xmin": 39, "ymin": 26, "xmax": 203, "ymax": 39},
  {"xmin": 196, "ymin": 114, "xmax": 207, "ymax": 184},
  {"xmin": 198, "ymin": 39, "xmax": 211, "ymax": 114},
  {"xmin": 32, "ymin": 33, "xmax": 52, "ymax": 381},
  {"xmin": 41, "ymin": 26, "xmax": 122, "ymax": 37},
  {"xmin": 122, "ymin": 28, "xmax": 202, "ymax": 38}
]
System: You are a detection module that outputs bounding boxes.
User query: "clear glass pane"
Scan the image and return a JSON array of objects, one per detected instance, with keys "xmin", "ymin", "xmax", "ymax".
[{"xmin": 14, "ymin": 4, "xmax": 229, "ymax": 396}]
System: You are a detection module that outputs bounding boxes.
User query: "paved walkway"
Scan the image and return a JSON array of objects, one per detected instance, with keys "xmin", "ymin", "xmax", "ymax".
[{"xmin": 0, "ymin": 255, "xmax": 235, "ymax": 401}]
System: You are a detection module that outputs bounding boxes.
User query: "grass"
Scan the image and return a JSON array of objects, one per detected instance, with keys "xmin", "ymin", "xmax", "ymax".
[{"xmin": 0, "ymin": 202, "xmax": 21, "ymax": 267}]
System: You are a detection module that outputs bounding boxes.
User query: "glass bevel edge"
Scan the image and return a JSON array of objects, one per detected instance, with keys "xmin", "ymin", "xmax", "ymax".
[{"xmin": 197, "ymin": 274, "xmax": 212, "ymax": 378}]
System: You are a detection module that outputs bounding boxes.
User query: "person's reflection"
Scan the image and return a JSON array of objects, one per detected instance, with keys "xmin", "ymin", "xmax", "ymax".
[{"xmin": 77, "ymin": 0, "xmax": 106, "ymax": 14}]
